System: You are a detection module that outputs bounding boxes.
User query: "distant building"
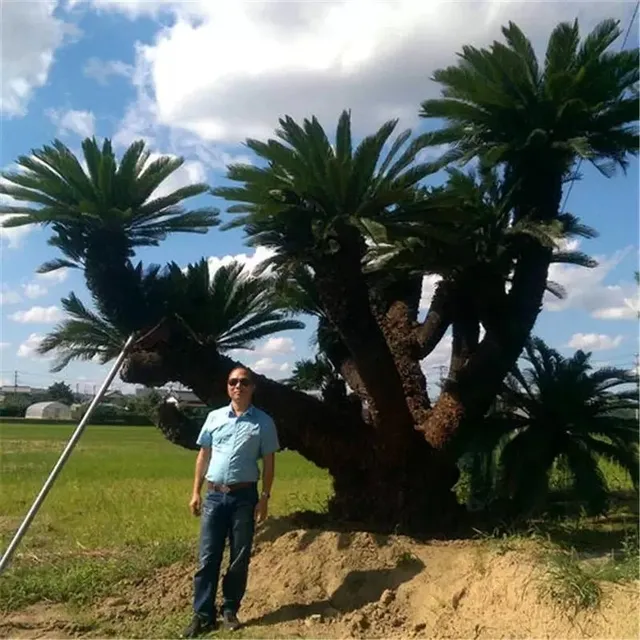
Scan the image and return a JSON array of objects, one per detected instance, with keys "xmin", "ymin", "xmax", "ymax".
[
  {"xmin": 136, "ymin": 386, "xmax": 205, "ymax": 407},
  {"xmin": 0, "ymin": 385, "xmax": 33, "ymax": 395},
  {"xmin": 0, "ymin": 385, "xmax": 46, "ymax": 401},
  {"xmin": 25, "ymin": 401, "xmax": 72, "ymax": 421}
]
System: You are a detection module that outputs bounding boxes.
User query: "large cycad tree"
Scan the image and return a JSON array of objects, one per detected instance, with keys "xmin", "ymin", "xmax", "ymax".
[{"xmin": 1, "ymin": 18, "xmax": 637, "ymax": 529}]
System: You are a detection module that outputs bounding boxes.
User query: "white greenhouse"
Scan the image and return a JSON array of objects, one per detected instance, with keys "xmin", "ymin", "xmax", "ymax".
[{"xmin": 25, "ymin": 401, "xmax": 72, "ymax": 421}]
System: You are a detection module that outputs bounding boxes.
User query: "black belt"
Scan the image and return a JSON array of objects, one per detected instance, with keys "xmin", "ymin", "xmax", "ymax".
[{"xmin": 207, "ymin": 481, "xmax": 256, "ymax": 493}]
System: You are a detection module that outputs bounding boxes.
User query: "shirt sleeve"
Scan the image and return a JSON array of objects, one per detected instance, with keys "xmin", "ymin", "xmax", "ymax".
[
  {"xmin": 259, "ymin": 416, "xmax": 280, "ymax": 457},
  {"xmin": 196, "ymin": 414, "xmax": 213, "ymax": 448}
]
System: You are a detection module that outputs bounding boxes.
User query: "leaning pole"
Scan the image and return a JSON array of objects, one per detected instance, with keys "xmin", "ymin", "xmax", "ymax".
[{"xmin": 0, "ymin": 333, "xmax": 136, "ymax": 575}]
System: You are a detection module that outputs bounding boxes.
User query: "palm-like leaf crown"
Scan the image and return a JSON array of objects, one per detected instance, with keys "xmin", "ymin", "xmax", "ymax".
[
  {"xmin": 476, "ymin": 337, "xmax": 639, "ymax": 515},
  {"xmin": 421, "ymin": 19, "xmax": 639, "ymax": 209},
  {"xmin": 286, "ymin": 356, "xmax": 337, "ymax": 392},
  {"xmin": 214, "ymin": 110, "xmax": 448, "ymax": 268},
  {"xmin": 0, "ymin": 138, "xmax": 219, "ymax": 273},
  {"xmin": 39, "ymin": 260, "xmax": 304, "ymax": 371},
  {"xmin": 364, "ymin": 164, "xmax": 598, "ymax": 299},
  {"xmin": 161, "ymin": 259, "xmax": 304, "ymax": 349}
]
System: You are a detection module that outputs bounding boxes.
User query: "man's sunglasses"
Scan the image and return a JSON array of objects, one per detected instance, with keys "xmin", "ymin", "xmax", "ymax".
[{"xmin": 228, "ymin": 378, "xmax": 251, "ymax": 388}]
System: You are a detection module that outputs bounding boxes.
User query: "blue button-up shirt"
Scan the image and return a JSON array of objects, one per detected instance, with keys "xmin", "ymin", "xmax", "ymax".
[{"xmin": 196, "ymin": 404, "xmax": 280, "ymax": 484}]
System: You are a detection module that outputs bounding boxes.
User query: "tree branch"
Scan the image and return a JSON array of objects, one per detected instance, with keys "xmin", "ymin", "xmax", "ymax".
[
  {"xmin": 313, "ymin": 249, "xmax": 415, "ymax": 449},
  {"xmin": 415, "ymin": 280, "xmax": 454, "ymax": 359},
  {"xmin": 121, "ymin": 317, "xmax": 374, "ymax": 474}
]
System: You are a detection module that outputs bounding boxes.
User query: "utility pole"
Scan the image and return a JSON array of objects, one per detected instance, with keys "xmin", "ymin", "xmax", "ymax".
[{"xmin": 13, "ymin": 370, "xmax": 18, "ymax": 395}]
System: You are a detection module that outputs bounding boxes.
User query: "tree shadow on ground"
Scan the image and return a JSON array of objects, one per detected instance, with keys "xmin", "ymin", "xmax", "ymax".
[
  {"xmin": 254, "ymin": 510, "xmax": 469, "ymax": 548},
  {"xmin": 253, "ymin": 512, "xmax": 448, "ymax": 552},
  {"xmin": 245, "ymin": 556, "xmax": 424, "ymax": 627},
  {"xmin": 255, "ymin": 489, "xmax": 639, "ymax": 557}
]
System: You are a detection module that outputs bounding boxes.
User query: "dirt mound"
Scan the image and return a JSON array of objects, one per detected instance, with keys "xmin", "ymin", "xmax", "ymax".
[
  {"xmin": 244, "ymin": 527, "xmax": 639, "ymax": 639},
  {"xmin": 2, "ymin": 519, "xmax": 638, "ymax": 639}
]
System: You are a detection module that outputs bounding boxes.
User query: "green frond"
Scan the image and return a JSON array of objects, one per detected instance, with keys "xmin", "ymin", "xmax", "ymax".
[
  {"xmin": 1, "ymin": 139, "xmax": 218, "ymax": 268},
  {"xmin": 564, "ymin": 439, "xmax": 609, "ymax": 515},
  {"xmin": 551, "ymin": 250, "xmax": 598, "ymax": 268},
  {"xmin": 470, "ymin": 334, "xmax": 639, "ymax": 517},
  {"xmin": 545, "ymin": 280, "xmax": 567, "ymax": 299}
]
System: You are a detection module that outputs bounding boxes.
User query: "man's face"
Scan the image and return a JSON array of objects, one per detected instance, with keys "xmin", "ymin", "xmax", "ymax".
[{"xmin": 227, "ymin": 370, "xmax": 254, "ymax": 402}]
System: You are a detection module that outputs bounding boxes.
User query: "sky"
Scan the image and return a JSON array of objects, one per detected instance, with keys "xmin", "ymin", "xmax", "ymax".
[{"xmin": 0, "ymin": 0, "xmax": 638, "ymax": 397}]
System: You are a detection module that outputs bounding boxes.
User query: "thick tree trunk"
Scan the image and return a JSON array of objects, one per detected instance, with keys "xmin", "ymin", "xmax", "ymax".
[
  {"xmin": 448, "ymin": 285, "xmax": 480, "ymax": 381},
  {"xmin": 416, "ymin": 168, "xmax": 563, "ymax": 448},
  {"xmin": 84, "ymin": 235, "xmax": 150, "ymax": 333},
  {"xmin": 122, "ymin": 319, "xmax": 462, "ymax": 531},
  {"xmin": 329, "ymin": 442, "xmax": 463, "ymax": 532},
  {"xmin": 313, "ymin": 252, "xmax": 415, "ymax": 454},
  {"xmin": 316, "ymin": 317, "xmax": 369, "ymax": 404},
  {"xmin": 382, "ymin": 299, "xmax": 431, "ymax": 422}
]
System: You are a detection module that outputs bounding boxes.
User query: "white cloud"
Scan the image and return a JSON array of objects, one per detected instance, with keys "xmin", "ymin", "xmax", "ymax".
[
  {"xmin": 257, "ymin": 337, "xmax": 295, "ymax": 356},
  {"xmin": 0, "ymin": 288, "xmax": 22, "ymax": 305},
  {"xmin": 112, "ymin": 59, "xmax": 159, "ymax": 148},
  {"xmin": 0, "ymin": 342, "xmax": 10, "ymax": 350},
  {"xmin": 206, "ymin": 246, "xmax": 276, "ymax": 279},
  {"xmin": 68, "ymin": 0, "xmax": 176, "ymax": 18},
  {"xmin": 46, "ymin": 108, "xmax": 96, "ymax": 137},
  {"xmin": 567, "ymin": 333, "xmax": 624, "ymax": 352},
  {"xmin": 420, "ymin": 334, "xmax": 453, "ymax": 387},
  {"xmin": 1, "ymin": 1, "xmax": 77, "ymax": 116},
  {"xmin": 146, "ymin": 153, "xmax": 207, "ymax": 200},
  {"xmin": 545, "ymin": 244, "xmax": 638, "ymax": 321},
  {"xmin": 419, "ymin": 243, "xmax": 638, "ymax": 323},
  {"xmin": 100, "ymin": 1, "xmax": 630, "ymax": 145},
  {"xmin": 10, "ymin": 305, "xmax": 64, "ymax": 324},
  {"xmin": 250, "ymin": 357, "xmax": 290, "ymax": 376},
  {"xmin": 22, "ymin": 283, "xmax": 48, "ymax": 300},
  {"xmin": 83, "ymin": 57, "xmax": 133, "ymax": 84},
  {"xmin": 0, "ymin": 214, "xmax": 32, "ymax": 249},
  {"xmin": 36, "ymin": 268, "xmax": 70, "ymax": 284},
  {"xmin": 419, "ymin": 274, "xmax": 441, "ymax": 312},
  {"xmin": 17, "ymin": 333, "xmax": 46, "ymax": 358}
]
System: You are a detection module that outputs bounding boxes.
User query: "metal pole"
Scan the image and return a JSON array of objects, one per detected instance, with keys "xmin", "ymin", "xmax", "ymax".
[{"xmin": 0, "ymin": 333, "xmax": 136, "ymax": 574}]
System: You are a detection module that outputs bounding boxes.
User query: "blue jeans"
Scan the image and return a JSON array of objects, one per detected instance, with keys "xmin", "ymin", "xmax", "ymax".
[{"xmin": 193, "ymin": 486, "xmax": 258, "ymax": 622}]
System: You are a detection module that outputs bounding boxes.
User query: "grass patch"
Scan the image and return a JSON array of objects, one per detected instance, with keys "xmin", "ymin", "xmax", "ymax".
[
  {"xmin": 540, "ymin": 548, "xmax": 603, "ymax": 614},
  {"xmin": 538, "ymin": 526, "xmax": 638, "ymax": 616},
  {"xmin": 0, "ymin": 423, "xmax": 331, "ymax": 612},
  {"xmin": 0, "ymin": 539, "xmax": 191, "ymax": 612}
]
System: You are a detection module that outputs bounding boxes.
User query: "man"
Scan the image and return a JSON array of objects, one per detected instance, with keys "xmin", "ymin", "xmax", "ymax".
[{"xmin": 182, "ymin": 366, "xmax": 279, "ymax": 638}]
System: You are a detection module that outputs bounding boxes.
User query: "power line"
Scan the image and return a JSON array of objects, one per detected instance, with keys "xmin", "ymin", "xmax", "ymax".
[{"xmin": 560, "ymin": 1, "xmax": 639, "ymax": 213}]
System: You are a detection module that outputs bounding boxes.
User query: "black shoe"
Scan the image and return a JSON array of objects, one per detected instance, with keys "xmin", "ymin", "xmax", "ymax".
[
  {"xmin": 222, "ymin": 611, "xmax": 241, "ymax": 632},
  {"xmin": 181, "ymin": 615, "xmax": 216, "ymax": 638}
]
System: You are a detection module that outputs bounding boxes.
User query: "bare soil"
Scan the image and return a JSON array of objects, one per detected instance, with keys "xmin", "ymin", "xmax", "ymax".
[{"xmin": 1, "ymin": 517, "xmax": 638, "ymax": 639}]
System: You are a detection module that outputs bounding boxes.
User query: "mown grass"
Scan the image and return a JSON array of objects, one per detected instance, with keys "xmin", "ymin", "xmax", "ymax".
[
  {"xmin": 0, "ymin": 423, "xmax": 331, "ymax": 612},
  {"xmin": 1, "ymin": 422, "xmax": 637, "ymax": 628}
]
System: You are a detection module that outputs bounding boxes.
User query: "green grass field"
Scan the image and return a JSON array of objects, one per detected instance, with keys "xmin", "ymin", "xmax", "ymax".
[
  {"xmin": 0, "ymin": 423, "xmax": 331, "ymax": 613},
  {"xmin": 0, "ymin": 422, "xmax": 636, "ymax": 631}
]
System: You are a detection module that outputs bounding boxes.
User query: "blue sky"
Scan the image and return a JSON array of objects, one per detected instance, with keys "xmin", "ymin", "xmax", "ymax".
[{"xmin": 1, "ymin": 0, "xmax": 638, "ymax": 395}]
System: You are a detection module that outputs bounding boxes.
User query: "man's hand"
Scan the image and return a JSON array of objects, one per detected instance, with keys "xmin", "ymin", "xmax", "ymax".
[
  {"xmin": 189, "ymin": 493, "xmax": 202, "ymax": 517},
  {"xmin": 255, "ymin": 496, "xmax": 269, "ymax": 523}
]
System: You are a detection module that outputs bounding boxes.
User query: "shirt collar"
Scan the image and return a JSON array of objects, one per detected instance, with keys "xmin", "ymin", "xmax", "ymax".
[{"xmin": 227, "ymin": 403, "xmax": 255, "ymax": 418}]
